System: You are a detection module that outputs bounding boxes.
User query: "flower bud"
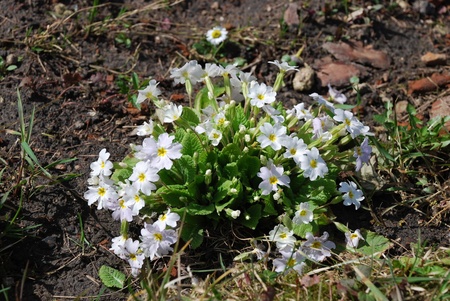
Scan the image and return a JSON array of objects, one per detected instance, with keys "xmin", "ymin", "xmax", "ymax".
[{"xmin": 205, "ymin": 169, "xmax": 212, "ymax": 185}]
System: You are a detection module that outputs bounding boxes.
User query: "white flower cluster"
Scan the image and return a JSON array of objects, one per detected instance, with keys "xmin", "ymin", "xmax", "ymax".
[
  {"xmin": 86, "ymin": 56, "xmax": 373, "ymax": 277},
  {"xmin": 84, "ymin": 146, "xmax": 181, "ymax": 276}
]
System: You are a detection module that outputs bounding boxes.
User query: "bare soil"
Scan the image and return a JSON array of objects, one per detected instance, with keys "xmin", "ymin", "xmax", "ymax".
[{"xmin": 0, "ymin": 0, "xmax": 449, "ymax": 300}]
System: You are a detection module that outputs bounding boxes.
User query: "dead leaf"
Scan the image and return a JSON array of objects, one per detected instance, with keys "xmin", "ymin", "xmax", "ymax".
[
  {"xmin": 62, "ymin": 72, "xmax": 82, "ymax": 86},
  {"xmin": 323, "ymin": 40, "xmax": 391, "ymax": 69},
  {"xmin": 421, "ymin": 52, "xmax": 447, "ymax": 66},
  {"xmin": 284, "ymin": 3, "xmax": 299, "ymax": 27},
  {"xmin": 300, "ymin": 274, "xmax": 320, "ymax": 287},
  {"xmin": 430, "ymin": 95, "xmax": 450, "ymax": 132},
  {"xmin": 407, "ymin": 73, "xmax": 450, "ymax": 95},
  {"xmin": 315, "ymin": 59, "xmax": 367, "ymax": 88}
]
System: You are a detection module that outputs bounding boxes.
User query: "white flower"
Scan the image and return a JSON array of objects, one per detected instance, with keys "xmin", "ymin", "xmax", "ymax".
[
  {"xmin": 154, "ymin": 209, "xmax": 180, "ymax": 229},
  {"xmin": 298, "ymin": 147, "xmax": 328, "ymax": 181},
  {"xmin": 123, "ymin": 238, "xmax": 145, "ymax": 276},
  {"xmin": 262, "ymin": 105, "xmax": 285, "ymax": 124},
  {"xmin": 128, "ymin": 161, "xmax": 159, "ymax": 195},
  {"xmin": 269, "ymin": 60, "xmax": 299, "ymax": 72},
  {"xmin": 310, "ymin": 92, "xmax": 335, "ymax": 112},
  {"xmin": 122, "ymin": 184, "xmax": 145, "ymax": 215},
  {"xmin": 354, "ymin": 137, "xmax": 372, "ymax": 171},
  {"xmin": 338, "ymin": 181, "xmax": 364, "ymax": 210},
  {"xmin": 90, "ymin": 148, "xmax": 113, "ymax": 177},
  {"xmin": 107, "ymin": 197, "xmax": 134, "ymax": 222},
  {"xmin": 136, "ymin": 133, "xmax": 182, "ymax": 170},
  {"xmin": 137, "ymin": 79, "xmax": 161, "ymax": 104},
  {"xmin": 269, "ymin": 224, "xmax": 296, "ymax": 249},
  {"xmin": 140, "ymin": 222, "xmax": 178, "ymax": 261},
  {"xmin": 170, "ymin": 60, "xmax": 204, "ymax": 85},
  {"xmin": 312, "ymin": 116, "xmax": 333, "ymax": 141},
  {"xmin": 206, "ymin": 26, "xmax": 228, "ymax": 45},
  {"xmin": 327, "ymin": 84, "xmax": 347, "ymax": 104},
  {"xmin": 230, "ymin": 210, "xmax": 241, "ymax": 219},
  {"xmin": 345, "ymin": 229, "xmax": 364, "ymax": 249},
  {"xmin": 288, "ymin": 103, "xmax": 313, "ymax": 121},
  {"xmin": 248, "ymin": 82, "xmax": 277, "ymax": 108},
  {"xmin": 202, "ymin": 63, "xmax": 222, "ymax": 78},
  {"xmin": 302, "ymin": 232, "xmax": 336, "ymax": 262},
  {"xmin": 84, "ymin": 176, "xmax": 118, "ymax": 210},
  {"xmin": 257, "ymin": 122, "xmax": 287, "ymax": 151},
  {"xmin": 163, "ymin": 103, "xmax": 183, "ymax": 123},
  {"xmin": 283, "ymin": 136, "xmax": 307, "ymax": 164},
  {"xmin": 257, "ymin": 161, "xmax": 290, "ymax": 196},
  {"xmin": 208, "ymin": 128, "xmax": 223, "ymax": 146},
  {"xmin": 110, "ymin": 234, "xmax": 128, "ymax": 259},
  {"xmin": 333, "ymin": 109, "xmax": 370, "ymax": 139},
  {"xmin": 273, "ymin": 245, "xmax": 306, "ymax": 275},
  {"xmin": 136, "ymin": 120, "xmax": 154, "ymax": 136},
  {"xmin": 292, "ymin": 202, "xmax": 313, "ymax": 224}
]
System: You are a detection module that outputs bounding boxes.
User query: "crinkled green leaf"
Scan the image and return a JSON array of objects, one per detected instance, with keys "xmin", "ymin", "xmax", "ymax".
[
  {"xmin": 187, "ymin": 203, "xmax": 215, "ymax": 215},
  {"xmin": 98, "ymin": 265, "xmax": 125, "ymax": 289},
  {"xmin": 181, "ymin": 131, "xmax": 205, "ymax": 158},
  {"xmin": 157, "ymin": 185, "xmax": 191, "ymax": 207},
  {"xmin": 176, "ymin": 155, "xmax": 197, "ymax": 183},
  {"xmin": 181, "ymin": 106, "xmax": 200, "ymax": 126}
]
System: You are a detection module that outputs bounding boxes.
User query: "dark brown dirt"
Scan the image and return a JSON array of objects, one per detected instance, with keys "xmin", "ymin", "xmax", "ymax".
[{"xmin": 0, "ymin": 0, "xmax": 449, "ymax": 300}]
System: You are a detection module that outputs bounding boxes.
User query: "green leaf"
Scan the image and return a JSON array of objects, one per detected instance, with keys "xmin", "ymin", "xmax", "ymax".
[
  {"xmin": 21, "ymin": 141, "xmax": 51, "ymax": 177},
  {"xmin": 357, "ymin": 230, "xmax": 392, "ymax": 256},
  {"xmin": 98, "ymin": 265, "xmax": 125, "ymax": 289},
  {"xmin": 224, "ymin": 162, "xmax": 239, "ymax": 178},
  {"xmin": 176, "ymin": 155, "xmax": 197, "ymax": 183},
  {"xmin": 181, "ymin": 107, "xmax": 200, "ymax": 126},
  {"xmin": 158, "ymin": 185, "xmax": 191, "ymax": 207},
  {"xmin": 292, "ymin": 221, "xmax": 318, "ymax": 239},
  {"xmin": 178, "ymin": 212, "xmax": 204, "ymax": 249},
  {"xmin": 297, "ymin": 177, "xmax": 336, "ymax": 206},
  {"xmin": 187, "ymin": 203, "xmax": 215, "ymax": 215},
  {"xmin": 237, "ymin": 154, "xmax": 260, "ymax": 181},
  {"xmin": 238, "ymin": 204, "xmax": 262, "ymax": 229},
  {"xmin": 231, "ymin": 105, "xmax": 249, "ymax": 131},
  {"xmin": 181, "ymin": 131, "xmax": 205, "ymax": 158}
]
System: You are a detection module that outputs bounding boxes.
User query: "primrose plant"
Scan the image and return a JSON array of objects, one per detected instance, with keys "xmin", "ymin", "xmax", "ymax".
[{"xmin": 85, "ymin": 57, "xmax": 373, "ymax": 277}]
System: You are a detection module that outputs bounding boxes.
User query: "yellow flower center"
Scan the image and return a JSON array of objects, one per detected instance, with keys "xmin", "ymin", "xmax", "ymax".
[
  {"xmin": 310, "ymin": 159, "xmax": 317, "ymax": 168},
  {"xmin": 345, "ymin": 118, "xmax": 351, "ymax": 126},
  {"xmin": 257, "ymin": 94, "xmax": 265, "ymax": 100},
  {"xmin": 157, "ymin": 147, "xmax": 167, "ymax": 157},
  {"xmin": 138, "ymin": 173, "xmax": 146, "ymax": 182},
  {"xmin": 311, "ymin": 241, "xmax": 322, "ymax": 249},
  {"xmin": 98, "ymin": 187, "xmax": 106, "ymax": 197},
  {"xmin": 134, "ymin": 195, "xmax": 140, "ymax": 202},
  {"xmin": 100, "ymin": 161, "xmax": 105, "ymax": 169},
  {"xmin": 356, "ymin": 147, "xmax": 362, "ymax": 156},
  {"xmin": 268, "ymin": 134, "xmax": 276, "ymax": 142},
  {"xmin": 351, "ymin": 233, "xmax": 358, "ymax": 239},
  {"xmin": 269, "ymin": 176, "xmax": 278, "ymax": 185},
  {"xmin": 154, "ymin": 233, "xmax": 163, "ymax": 241},
  {"xmin": 119, "ymin": 199, "xmax": 126, "ymax": 208},
  {"xmin": 280, "ymin": 232, "xmax": 287, "ymax": 239},
  {"xmin": 287, "ymin": 258, "xmax": 296, "ymax": 268},
  {"xmin": 213, "ymin": 133, "xmax": 220, "ymax": 139},
  {"xmin": 349, "ymin": 191, "xmax": 354, "ymax": 199},
  {"xmin": 145, "ymin": 91, "xmax": 153, "ymax": 99},
  {"xmin": 300, "ymin": 210, "xmax": 307, "ymax": 216},
  {"xmin": 129, "ymin": 253, "xmax": 137, "ymax": 261},
  {"xmin": 290, "ymin": 149, "xmax": 296, "ymax": 155},
  {"xmin": 211, "ymin": 29, "xmax": 222, "ymax": 39},
  {"xmin": 160, "ymin": 214, "xmax": 167, "ymax": 221}
]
